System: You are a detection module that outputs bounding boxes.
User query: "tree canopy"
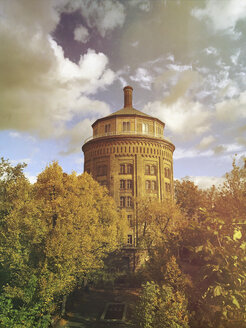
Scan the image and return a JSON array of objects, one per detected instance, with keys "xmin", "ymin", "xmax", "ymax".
[{"xmin": 0, "ymin": 160, "xmax": 127, "ymax": 327}]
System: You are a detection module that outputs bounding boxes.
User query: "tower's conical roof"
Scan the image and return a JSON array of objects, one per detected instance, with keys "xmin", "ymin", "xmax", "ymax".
[
  {"xmin": 92, "ymin": 86, "xmax": 163, "ymax": 127},
  {"xmin": 106, "ymin": 85, "xmax": 151, "ymax": 118}
]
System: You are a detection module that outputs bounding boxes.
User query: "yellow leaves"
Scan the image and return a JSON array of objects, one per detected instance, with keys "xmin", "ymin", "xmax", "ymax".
[{"xmin": 233, "ymin": 228, "xmax": 242, "ymax": 241}]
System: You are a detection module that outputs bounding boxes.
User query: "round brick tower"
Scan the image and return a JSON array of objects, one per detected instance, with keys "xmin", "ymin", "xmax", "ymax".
[{"xmin": 82, "ymin": 86, "xmax": 175, "ymax": 247}]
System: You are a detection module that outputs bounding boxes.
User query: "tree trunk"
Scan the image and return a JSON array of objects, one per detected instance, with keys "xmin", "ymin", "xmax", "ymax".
[{"xmin": 61, "ymin": 295, "xmax": 67, "ymax": 317}]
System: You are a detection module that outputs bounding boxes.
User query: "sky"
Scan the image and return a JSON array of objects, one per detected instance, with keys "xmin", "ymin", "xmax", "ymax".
[{"xmin": 0, "ymin": 0, "xmax": 246, "ymax": 189}]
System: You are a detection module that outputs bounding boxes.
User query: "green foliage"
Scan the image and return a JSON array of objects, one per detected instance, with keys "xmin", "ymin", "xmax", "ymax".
[
  {"xmin": 174, "ymin": 179, "xmax": 205, "ymax": 218},
  {"xmin": 0, "ymin": 160, "xmax": 125, "ymax": 326},
  {"xmin": 136, "ymin": 197, "xmax": 186, "ymax": 249},
  {"xmin": 134, "ymin": 281, "xmax": 189, "ymax": 328}
]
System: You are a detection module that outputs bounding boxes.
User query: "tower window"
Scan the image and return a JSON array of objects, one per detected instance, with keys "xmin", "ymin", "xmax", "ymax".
[
  {"xmin": 165, "ymin": 183, "xmax": 171, "ymax": 193},
  {"xmin": 127, "ymin": 196, "xmax": 133, "ymax": 208},
  {"xmin": 127, "ymin": 180, "xmax": 133, "ymax": 189},
  {"xmin": 127, "ymin": 164, "xmax": 133, "ymax": 174},
  {"xmin": 120, "ymin": 164, "xmax": 133, "ymax": 174},
  {"xmin": 120, "ymin": 196, "xmax": 125, "ymax": 207},
  {"xmin": 127, "ymin": 234, "xmax": 133, "ymax": 245},
  {"xmin": 151, "ymin": 181, "xmax": 157, "ymax": 190},
  {"xmin": 150, "ymin": 165, "xmax": 156, "ymax": 175},
  {"xmin": 145, "ymin": 164, "xmax": 156, "ymax": 175},
  {"xmin": 142, "ymin": 123, "xmax": 149, "ymax": 133},
  {"xmin": 145, "ymin": 165, "xmax": 150, "ymax": 175},
  {"xmin": 127, "ymin": 214, "xmax": 133, "ymax": 227},
  {"xmin": 165, "ymin": 167, "xmax": 171, "ymax": 178},
  {"xmin": 123, "ymin": 121, "xmax": 130, "ymax": 131},
  {"xmin": 105, "ymin": 124, "xmax": 111, "ymax": 133},
  {"xmin": 120, "ymin": 164, "xmax": 125, "ymax": 174},
  {"xmin": 120, "ymin": 180, "xmax": 125, "ymax": 189},
  {"xmin": 145, "ymin": 180, "xmax": 151, "ymax": 190}
]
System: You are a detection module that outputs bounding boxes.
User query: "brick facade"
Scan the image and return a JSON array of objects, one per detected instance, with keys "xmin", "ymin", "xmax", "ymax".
[{"xmin": 82, "ymin": 86, "xmax": 175, "ymax": 248}]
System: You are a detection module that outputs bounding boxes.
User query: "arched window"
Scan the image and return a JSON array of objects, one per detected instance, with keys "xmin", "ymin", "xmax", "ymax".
[
  {"xmin": 145, "ymin": 180, "xmax": 151, "ymax": 190},
  {"xmin": 127, "ymin": 164, "xmax": 133, "ymax": 174},
  {"xmin": 145, "ymin": 165, "xmax": 150, "ymax": 175},
  {"xmin": 150, "ymin": 165, "xmax": 156, "ymax": 175},
  {"xmin": 151, "ymin": 181, "xmax": 157, "ymax": 190}
]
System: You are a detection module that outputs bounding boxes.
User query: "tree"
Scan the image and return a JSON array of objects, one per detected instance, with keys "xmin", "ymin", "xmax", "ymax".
[
  {"xmin": 174, "ymin": 179, "xmax": 206, "ymax": 218},
  {"xmin": 134, "ymin": 281, "xmax": 189, "ymax": 328},
  {"xmin": 0, "ymin": 161, "xmax": 127, "ymax": 327},
  {"xmin": 136, "ymin": 197, "xmax": 185, "ymax": 250},
  {"xmin": 178, "ymin": 160, "xmax": 246, "ymax": 327}
]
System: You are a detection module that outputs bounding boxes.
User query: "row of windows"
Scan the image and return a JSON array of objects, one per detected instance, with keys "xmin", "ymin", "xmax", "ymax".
[
  {"xmin": 123, "ymin": 121, "xmax": 131, "ymax": 131},
  {"xmin": 145, "ymin": 164, "xmax": 156, "ymax": 175},
  {"xmin": 146, "ymin": 180, "xmax": 157, "ymax": 191},
  {"xmin": 120, "ymin": 196, "xmax": 133, "ymax": 208},
  {"xmin": 120, "ymin": 164, "xmax": 133, "ymax": 174},
  {"xmin": 96, "ymin": 122, "xmax": 163, "ymax": 136},
  {"xmin": 120, "ymin": 179, "xmax": 133, "ymax": 190},
  {"xmin": 90, "ymin": 146, "xmax": 172, "ymax": 158}
]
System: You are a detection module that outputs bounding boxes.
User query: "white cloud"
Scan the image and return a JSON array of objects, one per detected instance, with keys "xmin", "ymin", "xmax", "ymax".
[
  {"xmin": 130, "ymin": 68, "xmax": 153, "ymax": 90},
  {"xmin": 192, "ymin": 0, "xmax": 246, "ymax": 35},
  {"xmin": 197, "ymin": 135, "xmax": 216, "ymax": 150},
  {"xmin": 166, "ymin": 64, "xmax": 192, "ymax": 72},
  {"xmin": 231, "ymin": 50, "xmax": 241, "ymax": 65},
  {"xmin": 144, "ymin": 98, "xmax": 212, "ymax": 139},
  {"xmin": 131, "ymin": 41, "xmax": 139, "ymax": 47},
  {"xmin": 204, "ymin": 46, "xmax": 218, "ymax": 56},
  {"xmin": 183, "ymin": 175, "xmax": 225, "ymax": 190},
  {"xmin": 0, "ymin": 1, "xmax": 115, "ymax": 153},
  {"xmin": 215, "ymin": 91, "xmax": 246, "ymax": 122},
  {"xmin": 128, "ymin": 0, "xmax": 151, "ymax": 12},
  {"xmin": 25, "ymin": 172, "xmax": 37, "ymax": 184},
  {"xmin": 174, "ymin": 148, "xmax": 213, "ymax": 160},
  {"xmin": 74, "ymin": 25, "xmax": 90, "ymax": 43},
  {"xmin": 9, "ymin": 132, "xmax": 21, "ymax": 138},
  {"xmin": 63, "ymin": 0, "xmax": 126, "ymax": 37}
]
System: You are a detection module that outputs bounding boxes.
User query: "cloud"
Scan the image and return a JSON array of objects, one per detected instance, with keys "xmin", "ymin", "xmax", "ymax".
[
  {"xmin": 144, "ymin": 98, "xmax": 212, "ymax": 139},
  {"xmin": 60, "ymin": 118, "xmax": 95, "ymax": 155},
  {"xmin": 197, "ymin": 135, "xmax": 216, "ymax": 150},
  {"xmin": 74, "ymin": 25, "xmax": 90, "ymax": 43},
  {"xmin": 213, "ymin": 145, "xmax": 226, "ymax": 155},
  {"xmin": 174, "ymin": 148, "xmax": 213, "ymax": 160},
  {"xmin": 62, "ymin": 0, "xmax": 126, "ymax": 37},
  {"xmin": 215, "ymin": 91, "xmax": 246, "ymax": 122},
  {"xmin": 25, "ymin": 172, "xmax": 37, "ymax": 184},
  {"xmin": 130, "ymin": 68, "xmax": 153, "ymax": 90},
  {"xmin": 0, "ymin": 1, "xmax": 115, "ymax": 153},
  {"xmin": 204, "ymin": 46, "xmax": 218, "ymax": 56},
  {"xmin": 192, "ymin": 0, "xmax": 246, "ymax": 35},
  {"xmin": 128, "ymin": 0, "xmax": 151, "ymax": 12},
  {"xmin": 231, "ymin": 50, "xmax": 241, "ymax": 65},
  {"xmin": 154, "ymin": 70, "xmax": 202, "ymax": 104},
  {"xmin": 183, "ymin": 175, "xmax": 225, "ymax": 190}
]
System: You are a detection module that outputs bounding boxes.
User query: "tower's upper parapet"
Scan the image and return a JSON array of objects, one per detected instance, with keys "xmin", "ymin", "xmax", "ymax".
[{"xmin": 84, "ymin": 86, "xmax": 166, "ymax": 143}]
